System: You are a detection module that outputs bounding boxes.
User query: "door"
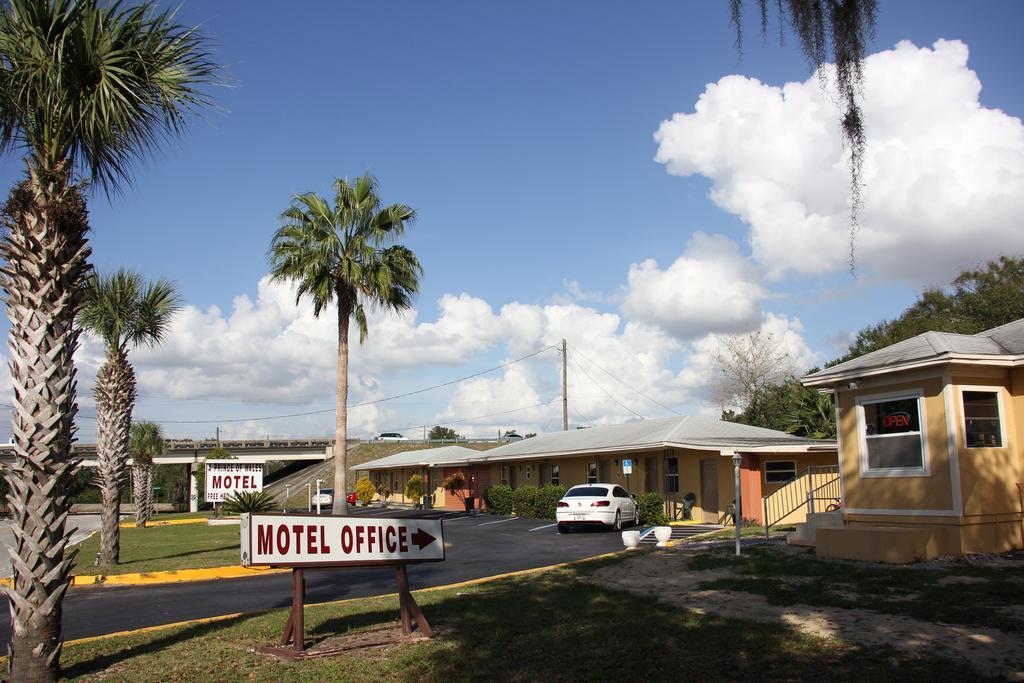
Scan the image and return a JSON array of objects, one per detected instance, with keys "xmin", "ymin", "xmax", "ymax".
[
  {"xmin": 700, "ymin": 460, "xmax": 719, "ymax": 524},
  {"xmin": 508, "ymin": 465, "xmax": 516, "ymax": 490},
  {"xmin": 600, "ymin": 459, "xmax": 611, "ymax": 483},
  {"xmin": 613, "ymin": 485, "xmax": 635, "ymax": 522},
  {"xmin": 644, "ymin": 456, "xmax": 657, "ymax": 493}
]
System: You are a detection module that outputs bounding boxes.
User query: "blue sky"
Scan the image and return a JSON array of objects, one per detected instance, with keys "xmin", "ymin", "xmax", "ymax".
[{"xmin": 3, "ymin": 0, "xmax": 1023, "ymax": 441}]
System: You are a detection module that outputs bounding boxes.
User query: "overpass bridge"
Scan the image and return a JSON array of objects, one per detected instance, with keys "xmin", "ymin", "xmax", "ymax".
[{"xmin": 0, "ymin": 437, "xmax": 341, "ymax": 468}]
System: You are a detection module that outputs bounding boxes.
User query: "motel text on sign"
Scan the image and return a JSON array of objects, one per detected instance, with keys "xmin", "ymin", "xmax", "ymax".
[{"xmin": 205, "ymin": 462, "xmax": 264, "ymax": 502}]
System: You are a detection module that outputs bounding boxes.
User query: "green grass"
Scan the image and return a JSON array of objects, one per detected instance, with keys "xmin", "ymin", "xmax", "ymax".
[
  {"xmin": 57, "ymin": 567, "xmax": 991, "ymax": 682},
  {"xmin": 73, "ymin": 523, "xmax": 240, "ymax": 576},
  {"xmin": 688, "ymin": 545, "xmax": 1024, "ymax": 632}
]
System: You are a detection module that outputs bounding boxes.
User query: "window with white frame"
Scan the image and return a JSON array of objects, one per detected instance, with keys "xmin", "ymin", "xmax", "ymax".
[
  {"xmin": 861, "ymin": 395, "xmax": 925, "ymax": 471},
  {"xmin": 587, "ymin": 462, "xmax": 598, "ymax": 484},
  {"xmin": 551, "ymin": 464, "xmax": 560, "ymax": 486},
  {"xmin": 963, "ymin": 390, "xmax": 1002, "ymax": 448},
  {"xmin": 763, "ymin": 460, "xmax": 796, "ymax": 484}
]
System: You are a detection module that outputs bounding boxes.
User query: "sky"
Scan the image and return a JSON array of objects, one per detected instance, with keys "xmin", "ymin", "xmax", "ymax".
[{"xmin": 2, "ymin": 0, "xmax": 1023, "ymax": 442}]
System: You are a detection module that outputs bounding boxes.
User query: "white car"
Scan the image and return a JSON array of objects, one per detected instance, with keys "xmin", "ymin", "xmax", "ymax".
[
  {"xmin": 556, "ymin": 483, "xmax": 639, "ymax": 533},
  {"xmin": 312, "ymin": 488, "xmax": 333, "ymax": 507},
  {"xmin": 375, "ymin": 432, "xmax": 408, "ymax": 442}
]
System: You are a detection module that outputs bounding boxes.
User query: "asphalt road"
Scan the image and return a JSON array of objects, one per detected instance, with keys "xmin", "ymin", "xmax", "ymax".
[{"xmin": 0, "ymin": 509, "xmax": 628, "ymax": 642}]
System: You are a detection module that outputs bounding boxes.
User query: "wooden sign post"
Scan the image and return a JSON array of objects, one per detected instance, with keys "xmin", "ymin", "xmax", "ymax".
[{"xmin": 240, "ymin": 513, "xmax": 445, "ymax": 658}]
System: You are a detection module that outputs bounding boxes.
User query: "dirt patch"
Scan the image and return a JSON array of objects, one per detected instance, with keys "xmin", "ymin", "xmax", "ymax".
[
  {"xmin": 582, "ymin": 547, "xmax": 1024, "ymax": 680},
  {"xmin": 252, "ymin": 622, "xmax": 433, "ymax": 662}
]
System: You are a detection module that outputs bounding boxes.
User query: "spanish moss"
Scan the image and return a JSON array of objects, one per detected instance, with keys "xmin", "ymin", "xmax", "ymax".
[{"xmin": 730, "ymin": 0, "xmax": 877, "ymax": 274}]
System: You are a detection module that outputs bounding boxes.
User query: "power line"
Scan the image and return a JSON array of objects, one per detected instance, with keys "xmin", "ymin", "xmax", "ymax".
[
  {"xmin": 384, "ymin": 397, "xmax": 560, "ymax": 434},
  {"xmin": 568, "ymin": 348, "xmax": 645, "ymax": 420},
  {"xmin": 567, "ymin": 343, "xmax": 680, "ymax": 415},
  {"xmin": 127, "ymin": 344, "xmax": 560, "ymax": 425}
]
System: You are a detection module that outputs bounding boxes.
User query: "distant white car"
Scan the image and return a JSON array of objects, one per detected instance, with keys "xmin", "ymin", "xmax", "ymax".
[
  {"xmin": 556, "ymin": 483, "xmax": 639, "ymax": 533},
  {"xmin": 375, "ymin": 433, "xmax": 408, "ymax": 442},
  {"xmin": 312, "ymin": 488, "xmax": 333, "ymax": 507}
]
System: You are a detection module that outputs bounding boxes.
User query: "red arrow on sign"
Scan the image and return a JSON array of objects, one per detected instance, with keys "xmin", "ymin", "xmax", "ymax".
[{"xmin": 411, "ymin": 527, "xmax": 436, "ymax": 550}]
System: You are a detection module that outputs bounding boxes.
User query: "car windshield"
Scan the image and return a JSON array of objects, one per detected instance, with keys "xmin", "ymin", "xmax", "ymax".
[
  {"xmin": 320, "ymin": 489, "xmax": 333, "ymax": 495},
  {"xmin": 565, "ymin": 486, "xmax": 609, "ymax": 497}
]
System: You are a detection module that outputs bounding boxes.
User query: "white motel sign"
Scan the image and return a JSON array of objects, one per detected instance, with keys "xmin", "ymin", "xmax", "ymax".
[
  {"xmin": 240, "ymin": 513, "xmax": 445, "ymax": 567},
  {"xmin": 205, "ymin": 462, "xmax": 263, "ymax": 502}
]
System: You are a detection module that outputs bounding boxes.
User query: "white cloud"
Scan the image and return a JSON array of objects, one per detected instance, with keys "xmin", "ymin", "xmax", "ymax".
[
  {"xmin": 621, "ymin": 231, "xmax": 769, "ymax": 339},
  {"xmin": 654, "ymin": 39, "xmax": 1024, "ymax": 284}
]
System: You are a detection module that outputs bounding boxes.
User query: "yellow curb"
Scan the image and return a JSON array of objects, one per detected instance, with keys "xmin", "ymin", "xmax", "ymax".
[
  {"xmin": 118, "ymin": 518, "xmax": 210, "ymax": 528},
  {"xmin": 0, "ymin": 565, "xmax": 289, "ymax": 590},
  {"xmin": 668, "ymin": 520, "xmax": 705, "ymax": 526},
  {"xmin": 59, "ymin": 548, "xmax": 633, "ymax": 649}
]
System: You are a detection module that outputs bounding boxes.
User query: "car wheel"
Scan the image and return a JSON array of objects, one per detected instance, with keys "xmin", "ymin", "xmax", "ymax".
[
  {"xmin": 633, "ymin": 509, "xmax": 640, "ymax": 527},
  {"xmin": 557, "ymin": 523, "xmax": 570, "ymax": 534},
  {"xmin": 613, "ymin": 510, "xmax": 622, "ymax": 531}
]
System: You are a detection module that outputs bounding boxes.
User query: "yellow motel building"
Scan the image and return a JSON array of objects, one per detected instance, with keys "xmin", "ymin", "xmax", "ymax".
[
  {"xmin": 802, "ymin": 318, "xmax": 1024, "ymax": 563},
  {"xmin": 358, "ymin": 416, "xmax": 837, "ymax": 527}
]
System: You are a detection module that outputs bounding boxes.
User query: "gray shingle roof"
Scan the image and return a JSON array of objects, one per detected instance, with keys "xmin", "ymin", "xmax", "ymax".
[
  {"xmin": 804, "ymin": 318, "xmax": 1024, "ymax": 384},
  {"xmin": 470, "ymin": 415, "xmax": 829, "ymax": 461},
  {"xmin": 359, "ymin": 445, "xmax": 482, "ymax": 471}
]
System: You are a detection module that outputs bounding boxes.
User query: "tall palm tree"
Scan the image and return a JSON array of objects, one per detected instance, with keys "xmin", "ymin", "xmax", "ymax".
[
  {"xmin": 0, "ymin": 2, "xmax": 218, "ymax": 678},
  {"xmin": 79, "ymin": 270, "xmax": 180, "ymax": 564},
  {"xmin": 269, "ymin": 174, "xmax": 422, "ymax": 515},
  {"xmin": 128, "ymin": 421, "xmax": 163, "ymax": 528}
]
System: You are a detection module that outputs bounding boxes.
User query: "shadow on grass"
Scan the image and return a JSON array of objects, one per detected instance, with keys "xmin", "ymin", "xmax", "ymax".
[{"xmin": 60, "ymin": 613, "xmax": 260, "ymax": 679}]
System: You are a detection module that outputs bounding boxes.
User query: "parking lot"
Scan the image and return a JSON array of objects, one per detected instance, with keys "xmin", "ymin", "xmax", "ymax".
[{"xmin": 20, "ymin": 508, "xmax": 636, "ymax": 642}]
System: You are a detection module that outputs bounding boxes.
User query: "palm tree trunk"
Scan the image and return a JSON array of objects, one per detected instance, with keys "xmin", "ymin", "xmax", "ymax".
[
  {"xmin": 132, "ymin": 465, "xmax": 153, "ymax": 528},
  {"xmin": 332, "ymin": 297, "xmax": 350, "ymax": 515},
  {"xmin": 0, "ymin": 168, "xmax": 92, "ymax": 682},
  {"xmin": 94, "ymin": 348, "xmax": 136, "ymax": 565}
]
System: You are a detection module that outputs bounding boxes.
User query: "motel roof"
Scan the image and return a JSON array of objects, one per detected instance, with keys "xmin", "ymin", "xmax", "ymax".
[
  {"xmin": 359, "ymin": 416, "xmax": 833, "ymax": 472},
  {"xmin": 358, "ymin": 445, "xmax": 483, "ymax": 471},
  {"xmin": 803, "ymin": 318, "xmax": 1024, "ymax": 387}
]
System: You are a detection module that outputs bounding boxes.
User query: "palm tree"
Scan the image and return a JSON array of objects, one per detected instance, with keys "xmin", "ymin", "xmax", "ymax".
[
  {"xmin": 79, "ymin": 270, "xmax": 180, "ymax": 564},
  {"xmin": 269, "ymin": 174, "xmax": 422, "ymax": 514},
  {"xmin": 0, "ymin": 2, "xmax": 218, "ymax": 677},
  {"xmin": 129, "ymin": 421, "xmax": 163, "ymax": 528}
]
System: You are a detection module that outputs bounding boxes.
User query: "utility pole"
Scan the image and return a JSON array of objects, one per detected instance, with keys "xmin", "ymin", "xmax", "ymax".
[
  {"xmin": 215, "ymin": 426, "xmax": 220, "ymax": 446},
  {"xmin": 562, "ymin": 339, "xmax": 568, "ymax": 431}
]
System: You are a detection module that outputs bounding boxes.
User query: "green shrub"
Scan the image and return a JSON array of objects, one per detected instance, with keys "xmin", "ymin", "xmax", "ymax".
[
  {"xmin": 483, "ymin": 484, "xmax": 513, "ymax": 515},
  {"xmin": 636, "ymin": 492, "xmax": 668, "ymax": 526},
  {"xmin": 221, "ymin": 490, "xmax": 276, "ymax": 514},
  {"xmin": 533, "ymin": 484, "xmax": 567, "ymax": 519},
  {"xmin": 511, "ymin": 485, "xmax": 538, "ymax": 517},
  {"xmin": 355, "ymin": 477, "xmax": 376, "ymax": 506},
  {"xmin": 404, "ymin": 474, "xmax": 424, "ymax": 507}
]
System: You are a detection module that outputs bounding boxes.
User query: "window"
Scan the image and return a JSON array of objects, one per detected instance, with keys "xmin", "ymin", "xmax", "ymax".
[
  {"xmin": 963, "ymin": 390, "xmax": 1002, "ymax": 448},
  {"xmin": 764, "ymin": 460, "xmax": 796, "ymax": 484},
  {"xmin": 587, "ymin": 462, "xmax": 598, "ymax": 484},
  {"xmin": 566, "ymin": 486, "xmax": 610, "ymax": 497},
  {"xmin": 550, "ymin": 464, "xmax": 560, "ymax": 486},
  {"xmin": 860, "ymin": 394, "xmax": 925, "ymax": 471},
  {"xmin": 613, "ymin": 486, "xmax": 629, "ymax": 498},
  {"xmin": 665, "ymin": 457, "xmax": 679, "ymax": 493},
  {"xmin": 500, "ymin": 464, "xmax": 509, "ymax": 486}
]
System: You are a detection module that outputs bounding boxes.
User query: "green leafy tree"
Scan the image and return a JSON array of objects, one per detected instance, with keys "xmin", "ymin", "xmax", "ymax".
[
  {"xmin": 442, "ymin": 470, "xmax": 466, "ymax": 504},
  {"xmin": 269, "ymin": 174, "xmax": 422, "ymax": 515},
  {"xmin": 428, "ymin": 425, "xmax": 459, "ymax": 440},
  {"xmin": 129, "ymin": 421, "xmax": 164, "ymax": 529},
  {"xmin": 833, "ymin": 256, "xmax": 1024, "ymax": 365},
  {"xmin": 79, "ymin": 270, "xmax": 180, "ymax": 566},
  {"xmin": 0, "ymin": 2, "xmax": 219, "ymax": 676},
  {"xmin": 221, "ymin": 490, "xmax": 276, "ymax": 515},
  {"xmin": 723, "ymin": 377, "xmax": 836, "ymax": 440}
]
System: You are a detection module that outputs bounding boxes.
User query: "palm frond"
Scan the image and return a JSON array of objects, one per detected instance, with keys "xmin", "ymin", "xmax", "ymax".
[{"xmin": 0, "ymin": 0, "xmax": 224, "ymax": 192}]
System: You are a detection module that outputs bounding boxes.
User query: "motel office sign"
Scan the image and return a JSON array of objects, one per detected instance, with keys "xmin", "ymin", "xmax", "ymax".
[
  {"xmin": 241, "ymin": 513, "xmax": 444, "ymax": 656},
  {"xmin": 240, "ymin": 513, "xmax": 445, "ymax": 567}
]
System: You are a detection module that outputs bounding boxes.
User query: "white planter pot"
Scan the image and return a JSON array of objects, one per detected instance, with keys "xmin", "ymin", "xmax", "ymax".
[
  {"xmin": 654, "ymin": 526, "xmax": 673, "ymax": 547},
  {"xmin": 621, "ymin": 530, "xmax": 641, "ymax": 549}
]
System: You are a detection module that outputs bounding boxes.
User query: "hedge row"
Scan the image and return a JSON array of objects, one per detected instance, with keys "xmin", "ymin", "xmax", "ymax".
[{"xmin": 483, "ymin": 484, "xmax": 567, "ymax": 519}]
